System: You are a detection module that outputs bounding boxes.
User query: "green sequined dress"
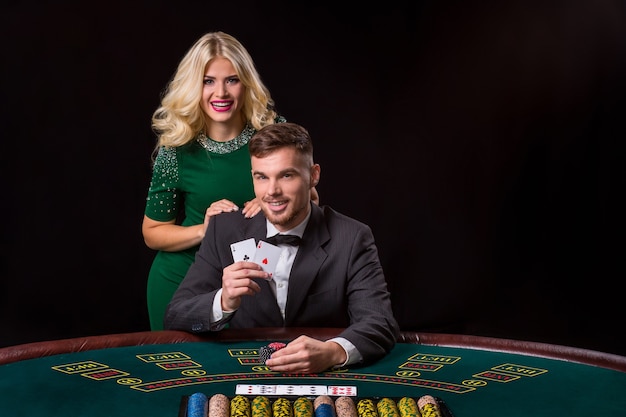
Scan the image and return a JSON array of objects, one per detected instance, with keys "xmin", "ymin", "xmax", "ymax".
[{"xmin": 144, "ymin": 122, "xmax": 261, "ymax": 330}]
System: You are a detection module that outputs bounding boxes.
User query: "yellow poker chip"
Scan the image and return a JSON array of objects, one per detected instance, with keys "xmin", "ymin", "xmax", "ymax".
[
  {"xmin": 418, "ymin": 403, "xmax": 441, "ymax": 417},
  {"xmin": 272, "ymin": 397, "xmax": 293, "ymax": 417},
  {"xmin": 356, "ymin": 399, "xmax": 378, "ymax": 417},
  {"xmin": 376, "ymin": 398, "xmax": 399, "ymax": 417},
  {"xmin": 294, "ymin": 397, "xmax": 313, "ymax": 417},
  {"xmin": 397, "ymin": 398, "xmax": 419, "ymax": 417},
  {"xmin": 252, "ymin": 396, "xmax": 271, "ymax": 417},
  {"xmin": 231, "ymin": 395, "xmax": 251, "ymax": 417}
]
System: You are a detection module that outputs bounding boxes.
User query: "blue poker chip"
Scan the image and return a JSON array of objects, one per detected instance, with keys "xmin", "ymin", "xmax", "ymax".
[
  {"xmin": 314, "ymin": 403, "xmax": 336, "ymax": 417},
  {"xmin": 187, "ymin": 392, "xmax": 208, "ymax": 417}
]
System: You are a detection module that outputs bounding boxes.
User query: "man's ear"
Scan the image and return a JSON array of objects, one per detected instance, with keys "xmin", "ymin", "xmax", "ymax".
[{"xmin": 310, "ymin": 164, "xmax": 321, "ymax": 186}]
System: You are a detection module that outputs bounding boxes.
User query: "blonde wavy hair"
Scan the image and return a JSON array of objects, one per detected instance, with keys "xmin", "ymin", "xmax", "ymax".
[{"xmin": 152, "ymin": 31, "xmax": 278, "ymax": 149}]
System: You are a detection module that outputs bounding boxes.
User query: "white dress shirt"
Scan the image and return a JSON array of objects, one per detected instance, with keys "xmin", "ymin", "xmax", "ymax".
[{"xmin": 211, "ymin": 211, "xmax": 362, "ymax": 366}]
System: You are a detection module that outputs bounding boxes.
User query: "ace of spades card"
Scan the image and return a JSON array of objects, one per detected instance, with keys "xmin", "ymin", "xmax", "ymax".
[{"xmin": 253, "ymin": 240, "xmax": 282, "ymax": 278}]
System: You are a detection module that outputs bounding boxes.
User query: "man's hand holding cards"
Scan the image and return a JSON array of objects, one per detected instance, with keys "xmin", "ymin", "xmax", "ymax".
[{"xmin": 230, "ymin": 238, "xmax": 282, "ymax": 279}]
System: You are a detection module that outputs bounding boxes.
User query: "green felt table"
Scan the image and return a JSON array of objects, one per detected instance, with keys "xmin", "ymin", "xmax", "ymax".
[{"xmin": 1, "ymin": 329, "xmax": 625, "ymax": 416}]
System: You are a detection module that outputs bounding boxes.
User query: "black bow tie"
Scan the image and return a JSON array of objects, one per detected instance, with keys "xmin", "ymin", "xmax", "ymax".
[{"xmin": 265, "ymin": 234, "xmax": 302, "ymax": 246}]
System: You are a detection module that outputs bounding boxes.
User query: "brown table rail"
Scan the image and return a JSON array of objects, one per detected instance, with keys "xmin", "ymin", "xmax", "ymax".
[{"xmin": 1, "ymin": 328, "xmax": 625, "ymax": 373}]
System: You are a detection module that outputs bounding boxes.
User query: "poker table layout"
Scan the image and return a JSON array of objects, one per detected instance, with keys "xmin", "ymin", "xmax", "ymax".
[{"xmin": 1, "ymin": 328, "xmax": 625, "ymax": 417}]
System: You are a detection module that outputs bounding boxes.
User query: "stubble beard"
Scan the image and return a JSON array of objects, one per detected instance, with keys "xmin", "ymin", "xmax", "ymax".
[{"xmin": 265, "ymin": 202, "xmax": 307, "ymax": 229}]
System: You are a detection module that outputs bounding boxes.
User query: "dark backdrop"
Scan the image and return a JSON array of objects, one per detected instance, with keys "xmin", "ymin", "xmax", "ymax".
[{"xmin": 2, "ymin": 1, "xmax": 625, "ymax": 356}]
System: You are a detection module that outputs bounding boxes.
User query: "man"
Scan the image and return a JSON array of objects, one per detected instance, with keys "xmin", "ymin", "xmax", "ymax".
[{"xmin": 164, "ymin": 122, "xmax": 400, "ymax": 372}]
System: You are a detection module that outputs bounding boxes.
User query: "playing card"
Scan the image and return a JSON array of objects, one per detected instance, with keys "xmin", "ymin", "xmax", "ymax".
[
  {"xmin": 253, "ymin": 240, "xmax": 282, "ymax": 278},
  {"xmin": 236, "ymin": 384, "xmax": 327, "ymax": 396},
  {"xmin": 230, "ymin": 238, "xmax": 257, "ymax": 262},
  {"xmin": 328, "ymin": 385, "xmax": 357, "ymax": 396},
  {"xmin": 275, "ymin": 385, "xmax": 328, "ymax": 395},
  {"xmin": 235, "ymin": 384, "xmax": 277, "ymax": 395}
]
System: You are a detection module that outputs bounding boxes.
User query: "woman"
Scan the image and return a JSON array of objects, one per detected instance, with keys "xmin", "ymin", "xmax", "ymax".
[{"xmin": 142, "ymin": 31, "xmax": 317, "ymax": 330}]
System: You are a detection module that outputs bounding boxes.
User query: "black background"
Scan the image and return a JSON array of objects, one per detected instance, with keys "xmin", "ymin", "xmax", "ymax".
[{"xmin": 2, "ymin": 1, "xmax": 625, "ymax": 356}]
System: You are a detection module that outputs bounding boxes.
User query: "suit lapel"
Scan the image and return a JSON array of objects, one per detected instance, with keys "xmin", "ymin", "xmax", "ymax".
[{"xmin": 284, "ymin": 204, "xmax": 329, "ymax": 325}]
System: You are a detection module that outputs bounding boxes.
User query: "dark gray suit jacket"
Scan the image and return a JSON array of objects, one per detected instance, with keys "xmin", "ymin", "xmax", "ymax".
[{"xmin": 164, "ymin": 202, "xmax": 400, "ymax": 365}]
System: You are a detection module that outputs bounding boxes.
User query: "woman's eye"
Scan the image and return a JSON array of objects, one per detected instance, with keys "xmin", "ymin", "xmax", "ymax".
[{"xmin": 203, "ymin": 79, "xmax": 214, "ymax": 85}]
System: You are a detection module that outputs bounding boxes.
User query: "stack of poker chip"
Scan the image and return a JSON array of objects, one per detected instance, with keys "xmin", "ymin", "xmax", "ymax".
[
  {"xmin": 417, "ymin": 395, "xmax": 442, "ymax": 417},
  {"xmin": 294, "ymin": 397, "xmax": 314, "ymax": 417},
  {"xmin": 356, "ymin": 399, "xmax": 377, "ymax": 417},
  {"xmin": 313, "ymin": 395, "xmax": 335, "ymax": 417},
  {"xmin": 252, "ymin": 395, "xmax": 272, "ymax": 417},
  {"xmin": 272, "ymin": 397, "xmax": 293, "ymax": 417},
  {"xmin": 396, "ymin": 397, "xmax": 419, "ymax": 417},
  {"xmin": 208, "ymin": 393, "xmax": 230, "ymax": 417},
  {"xmin": 335, "ymin": 397, "xmax": 357, "ymax": 417},
  {"xmin": 376, "ymin": 398, "xmax": 400, "ymax": 417},
  {"xmin": 259, "ymin": 342, "xmax": 286, "ymax": 364},
  {"xmin": 190, "ymin": 394, "xmax": 448, "ymax": 417},
  {"xmin": 186, "ymin": 392, "xmax": 208, "ymax": 417},
  {"xmin": 231, "ymin": 395, "xmax": 252, "ymax": 417}
]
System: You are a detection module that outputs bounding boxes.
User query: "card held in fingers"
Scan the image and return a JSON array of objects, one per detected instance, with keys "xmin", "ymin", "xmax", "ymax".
[
  {"xmin": 253, "ymin": 240, "xmax": 282, "ymax": 278},
  {"xmin": 230, "ymin": 238, "xmax": 257, "ymax": 262}
]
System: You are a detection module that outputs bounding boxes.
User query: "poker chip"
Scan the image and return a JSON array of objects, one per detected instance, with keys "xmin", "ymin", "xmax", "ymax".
[
  {"xmin": 294, "ymin": 397, "xmax": 314, "ymax": 417},
  {"xmin": 313, "ymin": 396, "xmax": 336, "ymax": 417},
  {"xmin": 335, "ymin": 397, "xmax": 357, "ymax": 417},
  {"xmin": 273, "ymin": 397, "xmax": 293, "ymax": 417},
  {"xmin": 396, "ymin": 397, "xmax": 418, "ymax": 417},
  {"xmin": 252, "ymin": 396, "xmax": 271, "ymax": 417},
  {"xmin": 187, "ymin": 396, "xmax": 450, "ymax": 417},
  {"xmin": 209, "ymin": 394, "xmax": 230, "ymax": 417},
  {"xmin": 376, "ymin": 398, "xmax": 399, "ymax": 417},
  {"xmin": 231, "ymin": 395, "xmax": 251, "ymax": 417},
  {"xmin": 187, "ymin": 392, "xmax": 208, "ymax": 417},
  {"xmin": 356, "ymin": 399, "xmax": 378, "ymax": 417},
  {"xmin": 417, "ymin": 395, "xmax": 442, "ymax": 417},
  {"xmin": 259, "ymin": 342, "xmax": 286, "ymax": 364}
]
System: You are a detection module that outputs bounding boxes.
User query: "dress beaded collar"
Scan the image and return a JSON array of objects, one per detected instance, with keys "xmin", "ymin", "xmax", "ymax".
[{"xmin": 196, "ymin": 122, "xmax": 255, "ymax": 154}]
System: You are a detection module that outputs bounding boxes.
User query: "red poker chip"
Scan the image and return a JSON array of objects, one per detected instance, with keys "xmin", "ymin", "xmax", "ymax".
[{"xmin": 268, "ymin": 342, "xmax": 286, "ymax": 350}]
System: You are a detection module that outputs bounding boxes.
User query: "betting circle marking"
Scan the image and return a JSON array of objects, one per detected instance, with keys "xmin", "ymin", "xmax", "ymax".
[
  {"xmin": 182, "ymin": 369, "xmax": 207, "ymax": 376},
  {"xmin": 396, "ymin": 370, "xmax": 421, "ymax": 378},
  {"xmin": 117, "ymin": 377, "xmax": 142, "ymax": 385},
  {"xmin": 462, "ymin": 379, "xmax": 487, "ymax": 387}
]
